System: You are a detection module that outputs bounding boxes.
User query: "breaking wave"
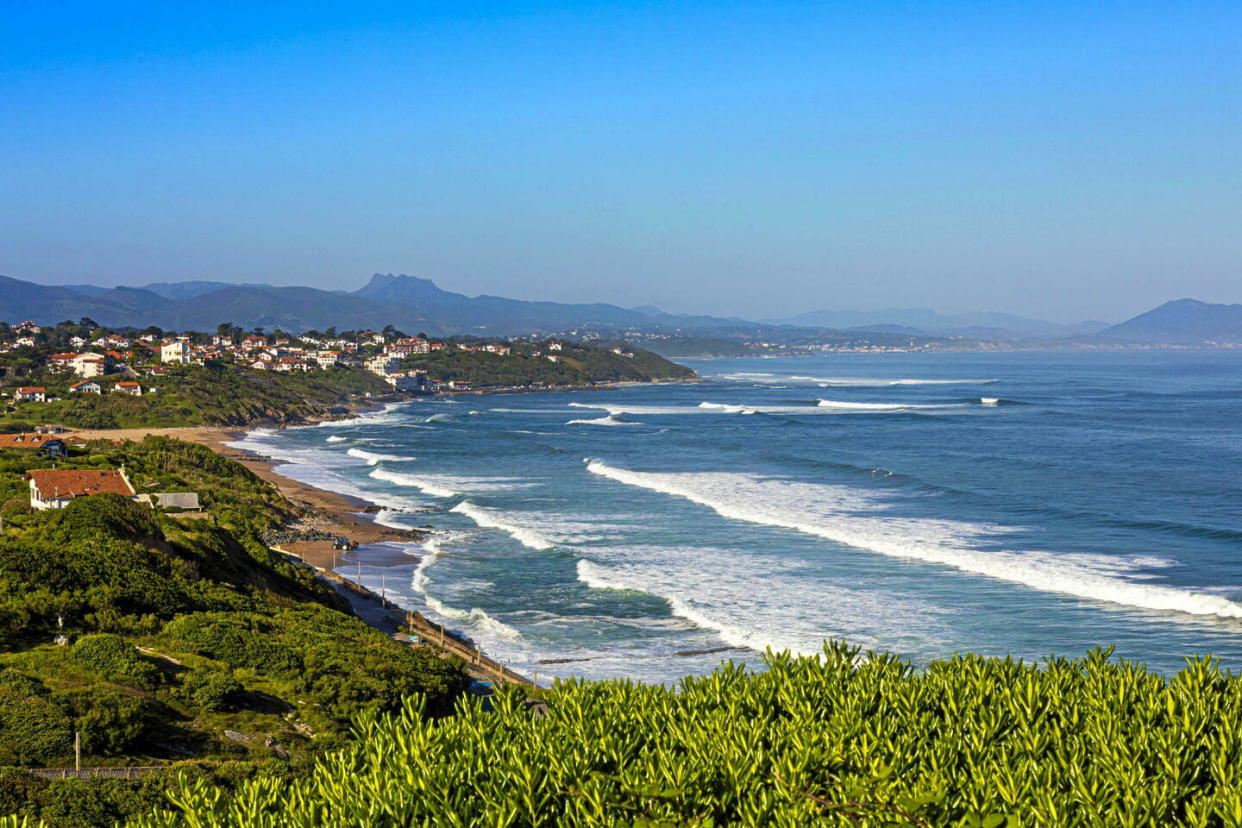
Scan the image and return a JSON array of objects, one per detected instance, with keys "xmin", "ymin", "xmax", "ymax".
[
  {"xmin": 450, "ymin": 501, "xmax": 555, "ymax": 550},
  {"xmin": 566, "ymin": 415, "xmax": 639, "ymax": 426},
  {"xmin": 584, "ymin": 462, "xmax": 1242, "ymax": 620},
  {"xmin": 347, "ymin": 447, "xmax": 415, "ymax": 465}
]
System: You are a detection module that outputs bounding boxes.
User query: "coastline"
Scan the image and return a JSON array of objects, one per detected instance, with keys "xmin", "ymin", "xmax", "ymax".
[{"xmin": 65, "ymin": 421, "xmax": 427, "ymax": 570}]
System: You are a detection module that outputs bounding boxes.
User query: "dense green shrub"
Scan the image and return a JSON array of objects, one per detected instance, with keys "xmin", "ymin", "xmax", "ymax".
[
  {"xmin": 56, "ymin": 687, "xmax": 152, "ymax": 755},
  {"xmin": 71, "ymin": 634, "xmax": 162, "ymax": 689},
  {"xmin": 0, "ymin": 684, "xmax": 72, "ymax": 766},
  {"xmin": 126, "ymin": 644, "xmax": 1242, "ymax": 827},
  {"xmin": 182, "ymin": 668, "xmax": 244, "ymax": 713},
  {"xmin": 161, "ymin": 613, "xmax": 301, "ymax": 679}
]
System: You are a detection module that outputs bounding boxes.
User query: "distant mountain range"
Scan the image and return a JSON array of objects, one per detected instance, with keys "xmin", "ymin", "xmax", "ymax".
[
  {"xmin": 2, "ymin": 272, "xmax": 1239, "ymax": 345},
  {"xmin": 768, "ymin": 308, "xmax": 1111, "ymax": 339}
]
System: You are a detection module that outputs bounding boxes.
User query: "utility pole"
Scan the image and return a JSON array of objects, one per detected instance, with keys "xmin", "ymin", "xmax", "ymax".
[{"xmin": 74, "ymin": 731, "xmax": 81, "ymax": 771}]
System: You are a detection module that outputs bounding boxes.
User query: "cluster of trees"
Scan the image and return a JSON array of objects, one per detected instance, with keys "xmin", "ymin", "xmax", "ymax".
[
  {"xmin": 0, "ymin": 437, "xmax": 470, "ymax": 826},
  {"xmin": 401, "ymin": 341, "xmax": 694, "ymax": 387}
]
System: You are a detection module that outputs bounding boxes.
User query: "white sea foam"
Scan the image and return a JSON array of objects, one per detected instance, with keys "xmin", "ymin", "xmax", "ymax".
[
  {"xmin": 374, "ymin": 508, "xmax": 417, "ymax": 530},
  {"xmin": 346, "ymin": 447, "xmax": 415, "ymax": 465},
  {"xmin": 316, "ymin": 402, "xmax": 410, "ymax": 428},
  {"xmin": 795, "ymin": 377, "xmax": 999, "ymax": 387},
  {"xmin": 326, "ymin": 435, "xmax": 348, "ymax": 443},
  {"xmin": 566, "ymin": 415, "xmax": 639, "ymax": 426},
  {"xmin": 585, "ymin": 462, "xmax": 1242, "ymax": 620},
  {"xmin": 816, "ymin": 398, "xmax": 957, "ymax": 412},
  {"xmin": 425, "ymin": 413, "xmax": 457, "ymax": 424},
  {"xmin": 981, "ymin": 397, "xmax": 1000, "ymax": 406},
  {"xmin": 450, "ymin": 502, "xmax": 555, "ymax": 550},
  {"xmin": 575, "ymin": 546, "xmax": 942, "ymax": 657},
  {"xmin": 369, "ymin": 468, "xmax": 536, "ymax": 499},
  {"xmin": 423, "ymin": 596, "xmax": 523, "ymax": 641}
]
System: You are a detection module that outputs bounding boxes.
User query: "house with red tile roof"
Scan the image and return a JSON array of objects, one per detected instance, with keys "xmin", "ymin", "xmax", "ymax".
[
  {"xmin": 27, "ymin": 468, "xmax": 136, "ymax": 510},
  {"xmin": 0, "ymin": 434, "xmax": 69, "ymax": 458}
]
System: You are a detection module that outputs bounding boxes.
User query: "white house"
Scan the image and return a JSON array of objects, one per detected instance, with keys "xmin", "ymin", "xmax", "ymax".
[
  {"xmin": 69, "ymin": 380, "xmax": 102, "ymax": 394},
  {"xmin": 113, "ymin": 381, "xmax": 143, "ymax": 397},
  {"xmin": 14, "ymin": 387, "xmax": 46, "ymax": 403},
  {"xmin": 161, "ymin": 341, "xmax": 191, "ymax": 364}
]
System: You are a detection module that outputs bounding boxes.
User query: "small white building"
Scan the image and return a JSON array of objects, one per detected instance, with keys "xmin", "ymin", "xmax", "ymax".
[
  {"xmin": 14, "ymin": 387, "xmax": 46, "ymax": 403},
  {"xmin": 69, "ymin": 380, "xmax": 102, "ymax": 394},
  {"xmin": 113, "ymin": 381, "xmax": 143, "ymax": 397}
]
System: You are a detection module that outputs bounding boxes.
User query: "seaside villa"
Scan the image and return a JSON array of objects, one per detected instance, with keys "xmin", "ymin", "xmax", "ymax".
[{"xmin": 26, "ymin": 468, "xmax": 136, "ymax": 510}]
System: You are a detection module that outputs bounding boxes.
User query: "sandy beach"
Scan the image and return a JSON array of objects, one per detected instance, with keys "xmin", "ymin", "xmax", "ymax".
[{"xmin": 66, "ymin": 424, "xmax": 427, "ymax": 569}]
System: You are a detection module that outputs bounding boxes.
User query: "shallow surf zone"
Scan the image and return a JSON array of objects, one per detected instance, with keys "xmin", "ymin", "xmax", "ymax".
[{"xmin": 584, "ymin": 461, "xmax": 1242, "ymax": 620}]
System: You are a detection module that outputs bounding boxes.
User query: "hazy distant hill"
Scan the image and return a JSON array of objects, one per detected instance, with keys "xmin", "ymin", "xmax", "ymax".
[
  {"xmin": 0, "ymin": 274, "xmax": 444, "ymax": 334},
  {"xmin": 772, "ymin": 307, "xmax": 1109, "ymax": 339},
  {"xmin": 352, "ymin": 273, "xmax": 746, "ymax": 334},
  {"xmin": 1098, "ymin": 298, "xmax": 1242, "ymax": 343}
]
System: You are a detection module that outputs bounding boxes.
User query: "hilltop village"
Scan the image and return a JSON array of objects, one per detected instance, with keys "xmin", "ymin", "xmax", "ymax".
[{"xmin": 0, "ymin": 318, "xmax": 694, "ymax": 431}]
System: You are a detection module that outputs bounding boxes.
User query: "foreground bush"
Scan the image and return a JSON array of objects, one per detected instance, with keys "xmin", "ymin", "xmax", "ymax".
[{"xmin": 125, "ymin": 643, "xmax": 1242, "ymax": 827}]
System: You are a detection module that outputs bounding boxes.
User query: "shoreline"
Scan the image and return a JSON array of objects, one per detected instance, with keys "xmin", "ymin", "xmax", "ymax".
[{"xmin": 66, "ymin": 418, "xmax": 428, "ymax": 570}]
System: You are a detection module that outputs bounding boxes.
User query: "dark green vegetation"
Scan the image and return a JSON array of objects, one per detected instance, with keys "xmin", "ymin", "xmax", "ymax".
[
  {"xmin": 0, "ymin": 437, "xmax": 469, "ymax": 826},
  {"xmin": 118, "ymin": 643, "xmax": 1242, "ymax": 827},
  {"xmin": 0, "ymin": 363, "xmax": 392, "ymax": 430},
  {"xmin": 404, "ymin": 341, "xmax": 695, "ymax": 386}
]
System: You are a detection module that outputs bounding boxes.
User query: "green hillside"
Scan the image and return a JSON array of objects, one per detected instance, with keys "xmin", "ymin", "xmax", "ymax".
[
  {"xmin": 0, "ymin": 364, "xmax": 393, "ymax": 430},
  {"xmin": 0, "ymin": 438, "xmax": 469, "ymax": 826}
]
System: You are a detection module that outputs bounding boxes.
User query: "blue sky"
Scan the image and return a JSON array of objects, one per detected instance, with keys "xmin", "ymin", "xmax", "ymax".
[{"xmin": 2, "ymin": 1, "xmax": 1239, "ymax": 321}]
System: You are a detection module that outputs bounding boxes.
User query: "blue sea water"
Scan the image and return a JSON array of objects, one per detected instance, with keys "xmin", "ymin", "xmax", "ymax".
[{"xmin": 232, "ymin": 350, "xmax": 1242, "ymax": 682}]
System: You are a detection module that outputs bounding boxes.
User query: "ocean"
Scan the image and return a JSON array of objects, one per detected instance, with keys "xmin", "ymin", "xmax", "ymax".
[{"xmin": 230, "ymin": 349, "xmax": 1242, "ymax": 683}]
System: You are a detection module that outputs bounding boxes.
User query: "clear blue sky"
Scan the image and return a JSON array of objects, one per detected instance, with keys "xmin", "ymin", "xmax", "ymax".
[{"xmin": 2, "ymin": 1, "xmax": 1239, "ymax": 322}]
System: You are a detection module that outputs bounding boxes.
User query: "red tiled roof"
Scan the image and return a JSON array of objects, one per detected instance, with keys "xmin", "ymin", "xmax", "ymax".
[
  {"xmin": 17, "ymin": 387, "xmax": 45, "ymax": 393},
  {"xmin": 0, "ymin": 434, "xmax": 56, "ymax": 448},
  {"xmin": 27, "ymin": 469, "xmax": 134, "ymax": 501}
]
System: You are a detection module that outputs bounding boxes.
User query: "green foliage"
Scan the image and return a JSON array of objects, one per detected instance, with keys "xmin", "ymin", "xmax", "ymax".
[
  {"xmin": 127, "ymin": 643, "xmax": 1242, "ymax": 827},
  {"xmin": 59, "ymin": 686, "xmax": 152, "ymax": 755},
  {"xmin": 401, "ymin": 341, "xmax": 694, "ymax": 387},
  {"xmin": 0, "ymin": 682, "xmax": 72, "ymax": 766},
  {"xmin": 0, "ymin": 362, "xmax": 392, "ymax": 430},
  {"xmin": 71, "ymin": 634, "xmax": 162, "ymax": 689},
  {"xmin": 181, "ymin": 668, "xmax": 244, "ymax": 714}
]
